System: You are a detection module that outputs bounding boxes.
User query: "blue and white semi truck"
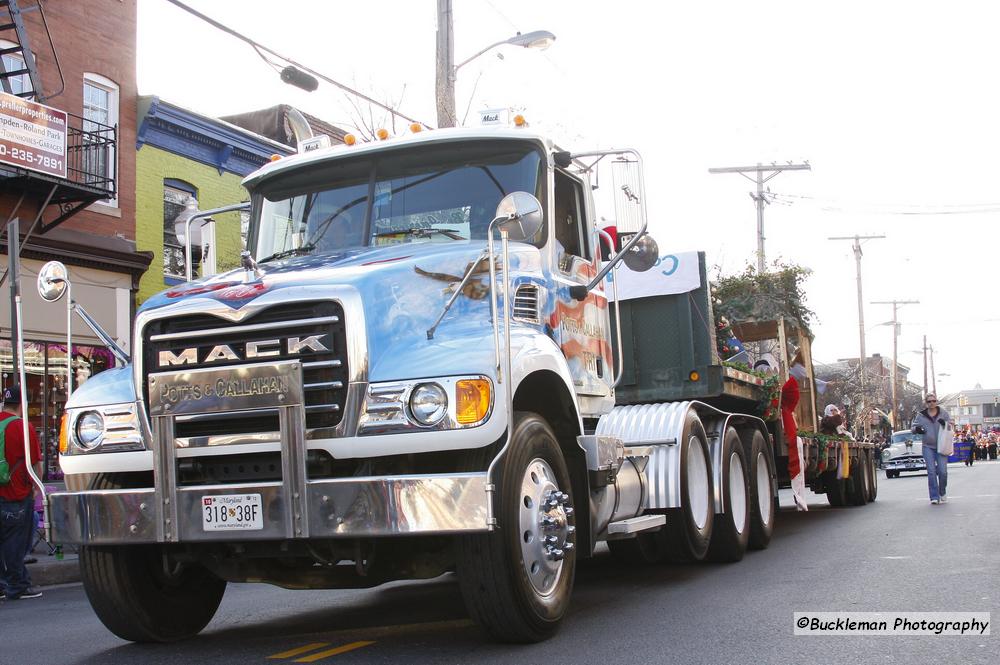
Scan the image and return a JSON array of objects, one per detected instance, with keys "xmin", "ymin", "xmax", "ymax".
[{"xmin": 42, "ymin": 126, "xmax": 876, "ymax": 643}]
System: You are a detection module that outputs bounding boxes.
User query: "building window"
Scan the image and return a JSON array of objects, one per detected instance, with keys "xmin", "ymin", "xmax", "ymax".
[
  {"xmin": 164, "ymin": 181, "xmax": 197, "ymax": 278},
  {"xmin": 0, "ymin": 40, "xmax": 31, "ymax": 96},
  {"xmin": 83, "ymin": 73, "xmax": 119, "ymax": 203}
]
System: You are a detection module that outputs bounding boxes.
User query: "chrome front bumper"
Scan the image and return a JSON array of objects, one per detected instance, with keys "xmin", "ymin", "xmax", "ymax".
[{"xmin": 49, "ymin": 473, "xmax": 489, "ymax": 545}]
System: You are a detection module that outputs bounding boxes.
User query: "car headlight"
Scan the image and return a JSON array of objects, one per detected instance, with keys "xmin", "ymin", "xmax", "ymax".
[
  {"xmin": 409, "ymin": 383, "xmax": 448, "ymax": 426},
  {"xmin": 75, "ymin": 411, "xmax": 105, "ymax": 449}
]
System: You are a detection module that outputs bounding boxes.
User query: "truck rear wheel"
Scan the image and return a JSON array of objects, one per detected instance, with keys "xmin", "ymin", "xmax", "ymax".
[
  {"xmin": 847, "ymin": 451, "xmax": 867, "ymax": 506},
  {"xmin": 824, "ymin": 469, "xmax": 847, "ymax": 506},
  {"xmin": 867, "ymin": 450, "xmax": 878, "ymax": 502},
  {"xmin": 456, "ymin": 412, "xmax": 576, "ymax": 643},
  {"xmin": 747, "ymin": 430, "xmax": 776, "ymax": 550},
  {"xmin": 706, "ymin": 428, "xmax": 750, "ymax": 562},
  {"xmin": 660, "ymin": 410, "xmax": 713, "ymax": 562},
  {"xmin": 79, "ymin": 475, "xmax": 226, "ymax": 642}
]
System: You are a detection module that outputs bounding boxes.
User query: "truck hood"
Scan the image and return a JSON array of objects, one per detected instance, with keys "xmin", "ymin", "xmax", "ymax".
[{"xmin": 138, "ymin": 242, "xmax": 543, "ymax": 381}]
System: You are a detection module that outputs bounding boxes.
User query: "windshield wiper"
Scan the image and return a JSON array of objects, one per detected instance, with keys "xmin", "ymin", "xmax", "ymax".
[
  {"xmin": 372, "ymin": 228, "xmax": 464, "ymax": 241},
  {"xmin": 258, "ymin": 243, "xmax": 317, "ymax": 264}
]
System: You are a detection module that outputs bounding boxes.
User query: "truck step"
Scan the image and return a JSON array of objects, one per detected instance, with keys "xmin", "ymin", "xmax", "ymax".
[{"xmin": 606, "ymin": 514, "xmax": 666, "ymax": 538}]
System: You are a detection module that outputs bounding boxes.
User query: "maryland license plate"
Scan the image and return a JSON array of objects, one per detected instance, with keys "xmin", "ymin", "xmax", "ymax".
[{"xmin": 202, "ymin": 494, "xmax": 263, "ymax": 531}]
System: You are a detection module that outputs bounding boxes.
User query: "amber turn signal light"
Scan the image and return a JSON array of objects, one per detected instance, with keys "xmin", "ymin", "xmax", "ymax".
[
  {"xmin": 58, "ymin": 413, "xmax": 69, "ymax": 454},
  {"xmin": 456, "ymin": 379, "xmax": 491, "ymax": 424},
  {"xmin": 688, "ymin": 370, "xmax": 700, "ymax": 382}
]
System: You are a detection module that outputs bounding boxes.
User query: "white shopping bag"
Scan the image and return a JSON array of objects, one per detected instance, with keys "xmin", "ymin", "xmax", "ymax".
[{"xmin": 937, "ymin": 422, "xmax": 954, "ymax": 456}]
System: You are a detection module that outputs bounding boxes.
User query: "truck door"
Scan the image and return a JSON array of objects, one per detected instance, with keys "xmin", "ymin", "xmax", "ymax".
[{"xmin": 549, "ymin": 169, "xmax": 612, "ymax": 398}]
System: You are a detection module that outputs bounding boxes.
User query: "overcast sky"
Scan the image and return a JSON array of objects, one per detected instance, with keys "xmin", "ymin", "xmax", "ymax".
[{"xmin": 138, "ymin": 0, "xmax": 996, "ymax": 398}]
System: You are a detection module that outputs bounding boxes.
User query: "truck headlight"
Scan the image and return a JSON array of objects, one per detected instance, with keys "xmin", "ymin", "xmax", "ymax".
[
  {"xmin": 75, "ymin": 411, "xmax": 105, "ymax": 449},
  {"xmin": 409, "ymin": 383, "xmax": 448, "ymax": 426}
]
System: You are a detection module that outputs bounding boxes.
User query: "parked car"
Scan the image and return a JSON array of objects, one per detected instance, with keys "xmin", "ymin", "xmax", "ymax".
[{"xmin": 882, "ymin": 430, "xmax": 927, "ymax": 478}]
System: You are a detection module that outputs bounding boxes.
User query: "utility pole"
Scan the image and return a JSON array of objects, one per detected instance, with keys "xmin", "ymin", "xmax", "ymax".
[
  {"xmin": 872, "ymin": 299, "xmax": 919, "ymax": 428},
  {"xmin": 828, "ymin": 233, "xmax": 884, "ymax": 404},
  {"xmin": 929, "ymin": 344, "xmax": 937, "ymax": 395},
  {"xmin": 922, "ymin": 335, "xmax": 928, "ymax": 397},
  {"xmin": 435, "ymin": 0, "xmax": 456, "ymax": 128},
  {"xmin": 708, "ymin": 162, "xmax": 811, "ymax": 272}
]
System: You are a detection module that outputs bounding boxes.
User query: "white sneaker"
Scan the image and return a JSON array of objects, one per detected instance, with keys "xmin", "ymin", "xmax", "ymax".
[
  {"xmin": 930, "ymin": 499, "xmax": 940, "ymax": 505},
  {"xmin": 940, "ymin": 496, "xmax": 948, "ymax": 503}
]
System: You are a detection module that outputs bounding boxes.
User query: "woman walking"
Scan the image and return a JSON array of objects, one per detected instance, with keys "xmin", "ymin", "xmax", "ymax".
[{"xmin": 911, "ymin": 394, "xmax": 951, "ymax": 505}]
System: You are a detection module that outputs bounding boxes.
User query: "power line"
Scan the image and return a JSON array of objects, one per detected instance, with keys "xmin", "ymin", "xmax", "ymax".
[
  {"xmin": 162, "ymin": 0, "xmax": 432, "ymax": 128},
  {"xmin": 771, "ymin": 192, "xmax": 1000, "ymax": 215}
]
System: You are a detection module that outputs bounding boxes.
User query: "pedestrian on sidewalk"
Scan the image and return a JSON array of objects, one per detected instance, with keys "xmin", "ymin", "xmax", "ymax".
[
  {"xmin": 911, "ymin": 393, "xmax": 951, "ymax": 505},
  {"xmin": 0, "ymin": 385, "xmax": 43, "ymax": 600}
]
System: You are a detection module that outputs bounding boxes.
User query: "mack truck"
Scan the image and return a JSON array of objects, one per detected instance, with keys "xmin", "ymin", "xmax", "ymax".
[{"xmin": 38, "ymin": 125, "xmax": 877, "ymax": 644}]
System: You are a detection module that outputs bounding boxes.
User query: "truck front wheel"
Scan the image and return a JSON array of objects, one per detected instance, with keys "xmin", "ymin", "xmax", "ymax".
[
  {"xmin": 79, "ymin": 475, "xmax": 226, "ymax": 642},
  {"xmin": 456, "ymin": 412, "xmax": 576, "ymax": 643}
]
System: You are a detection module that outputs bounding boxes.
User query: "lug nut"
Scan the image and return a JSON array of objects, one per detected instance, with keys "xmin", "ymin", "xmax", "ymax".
[{"xmin": 540, "ymin": 515, "xmax": 560, "ymax": 530}]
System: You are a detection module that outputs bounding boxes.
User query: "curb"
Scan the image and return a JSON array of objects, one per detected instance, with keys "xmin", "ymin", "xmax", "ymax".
[{"xmin": 28, "ymin": 555, "xmax": 81, "ymax": 588}]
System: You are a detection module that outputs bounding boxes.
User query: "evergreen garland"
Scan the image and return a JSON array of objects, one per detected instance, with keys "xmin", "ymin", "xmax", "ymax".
[{"xmin": 712, "ymin": 260, "xmax": 815, "ymax": 332}]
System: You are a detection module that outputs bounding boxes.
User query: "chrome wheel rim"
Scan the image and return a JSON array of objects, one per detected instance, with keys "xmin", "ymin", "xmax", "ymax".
[
  {"xmin": 518, "ymin": 458, "xmax": 573, "ymax": 597},
  {"xmin": 756, "ymin": 451, "xmax": 772, "ymax": 525},
  {"xmin": 687, "ymin": 437, "xmax": 711, "ymax": 530},
  {"xmin": 729, "ymin": 451, "xmax": 747, "ymax": 534}
]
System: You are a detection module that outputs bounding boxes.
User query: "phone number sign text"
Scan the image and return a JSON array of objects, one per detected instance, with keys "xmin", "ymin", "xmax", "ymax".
[{"xmin": 0, "ymin": 92, "xmax": 67, "ymax": 178}]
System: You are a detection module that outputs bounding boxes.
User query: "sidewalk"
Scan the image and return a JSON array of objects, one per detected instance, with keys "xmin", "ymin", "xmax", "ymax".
[{"xmin": 25, "ymin": 542, "xmax": 81, "ymax": 588}]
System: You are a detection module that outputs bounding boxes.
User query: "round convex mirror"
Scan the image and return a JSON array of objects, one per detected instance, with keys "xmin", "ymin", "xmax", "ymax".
[
  {"xmin": 622, "ymin": 234, "xmax": 659, "ymax": 272},
  {"xmin": 495, "ymin": 191, "xmax": 543, "ymax": 242},
  {"xmin": 37, "ymin": 260, "xmax": 69, "ymax": 302}
]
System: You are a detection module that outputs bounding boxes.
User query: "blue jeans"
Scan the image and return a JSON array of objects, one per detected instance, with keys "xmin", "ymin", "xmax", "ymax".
[
  {"xmin": 922, "ymin": 445, "xmax": 949, "ymax": 501},
  {"xmin": 0, "ymin": 495, "xmax": 34, "ymax": 597}
]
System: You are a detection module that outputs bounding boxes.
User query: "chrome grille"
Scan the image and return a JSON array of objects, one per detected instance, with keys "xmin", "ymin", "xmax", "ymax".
[
  {"xmin": 512, "ymin": 284, "xmax": 540, "ymax": 323},
  {"xmin": 141, "ymin": 301, "xmax": 348, "ymax": 437}
]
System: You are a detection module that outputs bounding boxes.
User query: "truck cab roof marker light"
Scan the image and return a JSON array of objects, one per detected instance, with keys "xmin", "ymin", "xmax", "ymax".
[
  {"xmin": 269, "ymin": 153, "xmax": 282, "ymax": 162},
  {"xmin": 344, "ymin": 133, "xmax": 357, "ymax": 146},
  {"xmin": 513, "ymin": 114, "xmax": 527, "ymax": 127},
  {"xmin": 376, "ymin": 128, "xmax": 390, "ymax": 140},
  {"xmin": 410, "ymin": 123, "xmax": 423, "ymax": 133}
]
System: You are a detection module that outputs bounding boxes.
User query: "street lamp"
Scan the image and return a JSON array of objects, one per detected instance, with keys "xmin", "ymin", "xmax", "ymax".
[
  {"xmin": 453, "ymin": 30, "xmax": 556, "ymax": 74},
  {"xmin": 436, "ymin": 13, "xmax": 556, "ymax": 128}
]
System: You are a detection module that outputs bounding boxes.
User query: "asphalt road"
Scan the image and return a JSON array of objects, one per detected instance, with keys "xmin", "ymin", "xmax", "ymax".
[{"xmin": 3, "ymin": 462, "xmax": 997, "ymax": 665}]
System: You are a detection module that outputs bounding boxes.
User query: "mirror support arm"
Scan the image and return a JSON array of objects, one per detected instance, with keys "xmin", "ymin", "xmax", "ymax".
[
  {"xmin": 183, "ymin": 202, "xmax": 251, "ymax": 282},
  {"xmin": 72, "ymin": 301, "xmax": 130, "ymax": 365},
  {"xmin": 565, "ymin": 148, "xmax": 650, "ymax": 300},
  {"xmin": 569, "ymin": 221, "xmax": 648, "ymax": 301}
]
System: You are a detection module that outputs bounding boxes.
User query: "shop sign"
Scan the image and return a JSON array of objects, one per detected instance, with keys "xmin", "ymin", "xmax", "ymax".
[{"xmin": 0, "ymin": 91, "xmax": 67, "ymax": 178}]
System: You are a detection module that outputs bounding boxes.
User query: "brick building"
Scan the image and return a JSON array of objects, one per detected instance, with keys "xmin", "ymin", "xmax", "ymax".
[{"xmin": 0, "ymin": 0, "xmax": 149, "ymax": 479}]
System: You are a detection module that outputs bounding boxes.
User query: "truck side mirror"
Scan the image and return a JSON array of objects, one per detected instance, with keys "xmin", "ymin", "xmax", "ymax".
[
  {"xmin": 622, "ymin": 234, "xmax": 659, "ymax": 272},
  {"xmin": 37, "ymin": 260, "xmax": 68, "ymax": 302},
  {"xmin": 495, "ymin": 191, "xmax": 543, "ymax": 242}
]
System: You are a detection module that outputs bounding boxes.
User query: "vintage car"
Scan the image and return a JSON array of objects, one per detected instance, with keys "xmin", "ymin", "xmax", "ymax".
[{"xmin": 882, "ymin": 430, "xmax": 927, "ymax": 478}]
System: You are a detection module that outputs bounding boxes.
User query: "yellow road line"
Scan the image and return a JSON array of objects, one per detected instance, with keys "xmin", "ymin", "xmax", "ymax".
[
  {"xmin": 267, "ymin": 642, "xmax": 332, "ymax": 659},
  {"xmin": 293, "ymin": 641, "xmax": 376, "ymax": 663}
]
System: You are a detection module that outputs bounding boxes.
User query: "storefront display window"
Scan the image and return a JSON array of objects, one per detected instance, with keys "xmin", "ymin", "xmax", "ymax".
[{"xmin": 0, "ymin": 339, "xmax": 115, "ymax": 482}]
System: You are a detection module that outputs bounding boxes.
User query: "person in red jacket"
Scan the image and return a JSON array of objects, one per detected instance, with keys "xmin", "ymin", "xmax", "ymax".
[
  {"xmin": 782, "ymin": 372, "xmax": 801, "ymax": 478},
  {"xmin": 0, "ymin": 385, "xmax": 43, "ymax": 600}
]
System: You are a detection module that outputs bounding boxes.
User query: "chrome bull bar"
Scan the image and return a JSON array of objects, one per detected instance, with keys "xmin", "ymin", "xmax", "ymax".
[{"xmin": 49, "ymin": 360, "xmax": 490, "ymax": 544}]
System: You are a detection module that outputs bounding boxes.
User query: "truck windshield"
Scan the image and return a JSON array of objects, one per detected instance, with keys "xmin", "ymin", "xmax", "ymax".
[{"xmin": 252, "ymin": 140, "xmax": 544, "ymax": 261}]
